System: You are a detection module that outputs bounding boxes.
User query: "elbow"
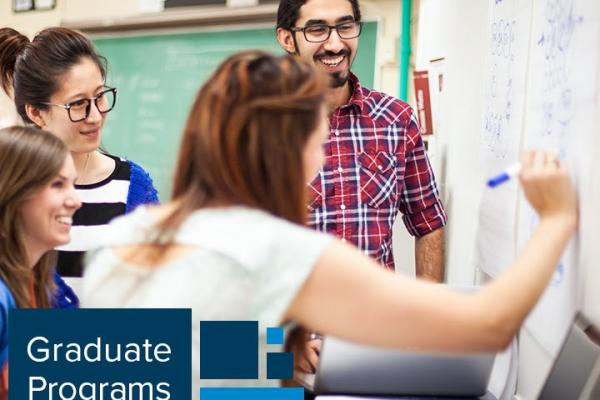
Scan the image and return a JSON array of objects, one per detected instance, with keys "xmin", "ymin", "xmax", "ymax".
[
  {"xmin": 489, "ymin": 328, "xmax": 514, "ymax": 351},
  {"xmin": 477, "ymin": 307, "xmax": 517, "ymax": 351}
]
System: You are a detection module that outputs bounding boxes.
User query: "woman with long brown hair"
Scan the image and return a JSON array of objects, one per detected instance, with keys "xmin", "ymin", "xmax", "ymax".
[
  {"xmin": 0, "ymin": 125, "xmax": 81, "ymax": 397},
  {"xmin": 82, "ymin": 51, "xmax": 577, "ymax": 392}
]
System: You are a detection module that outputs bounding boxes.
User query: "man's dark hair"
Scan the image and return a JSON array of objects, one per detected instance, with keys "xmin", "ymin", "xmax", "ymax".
[{"xmin": 276, "ymin": 0, "xmax": 362, "ymax": 30}]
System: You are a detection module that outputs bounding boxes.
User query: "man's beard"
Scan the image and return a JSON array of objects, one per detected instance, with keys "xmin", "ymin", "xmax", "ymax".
[
  {"xmin": 313, "ymin": 49, "xmax": 352, "ymax": 88},
  {"xmin": 329, "ymin": 71, "xmax": 349, "ymax": 88}
]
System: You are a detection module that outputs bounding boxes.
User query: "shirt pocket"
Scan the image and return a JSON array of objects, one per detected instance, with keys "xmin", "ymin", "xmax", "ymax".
[
  {"xmin": 307, "ymin": 173, "xmax": 324, "ymax": 211},
  {"xmin": 357, "ymin": 151, "xmax": 397, "ymax": 208}
]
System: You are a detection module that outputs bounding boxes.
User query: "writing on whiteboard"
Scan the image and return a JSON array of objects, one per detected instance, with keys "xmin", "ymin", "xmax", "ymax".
[
  {"xmin": 483, "ymin": 17, "xmax": 518, "ymax": 159},
  {"xmin": 537, "ymin": 0, "xmax": 583, "ymax": 146}
]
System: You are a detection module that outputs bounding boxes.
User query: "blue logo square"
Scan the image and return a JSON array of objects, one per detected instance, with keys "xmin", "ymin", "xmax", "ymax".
[
  {"xmin": 266, "ymin": 352, "xmax": 294, "ymax": 380},
  {"xmin": 200, "ymin": 321, "xmax": 258, "ymax": 379},
  {"xmin": 266, "ymin": 327, "xmax": 284, "ymax": 345},
  {"xmin": 200, "ymin": 387, "xmax": 304, "ymax": 400}
]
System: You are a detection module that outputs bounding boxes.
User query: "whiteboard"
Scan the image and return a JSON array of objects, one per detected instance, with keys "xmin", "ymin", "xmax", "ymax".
[
  {"xmin": 476, "ymin": 0, "xmax": 533, "ymax": 278},
  {"xmin": 478, "ymin": 0, "xmax": 600, "ymax": 355}
]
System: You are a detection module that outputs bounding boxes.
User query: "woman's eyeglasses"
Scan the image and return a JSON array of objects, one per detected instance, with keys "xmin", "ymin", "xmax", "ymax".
[{"xmin": 41, "ymin": 87, "xmax": 117, "ymax": 123}]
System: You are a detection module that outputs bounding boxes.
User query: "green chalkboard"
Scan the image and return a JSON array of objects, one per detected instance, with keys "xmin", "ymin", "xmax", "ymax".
[{"xmin": 94, "ymin": 22, "xmax": 378, "ymax": 199}]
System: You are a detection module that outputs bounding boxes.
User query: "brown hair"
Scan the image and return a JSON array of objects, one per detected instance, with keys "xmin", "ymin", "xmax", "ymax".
[
  {"xmin": 0, "ymin": 27, "xmax": 106, "ymax": 124},
  {"xmin": 146, "ymin": 51, "xmax": 325, "ymax": 371},
  {"xmin": 0, "ymin": 126, "xmax": 68, "ymax": 308},
  {"xmin": 155, "ymin": 50, "xmax": 327, "ymax": 239}
]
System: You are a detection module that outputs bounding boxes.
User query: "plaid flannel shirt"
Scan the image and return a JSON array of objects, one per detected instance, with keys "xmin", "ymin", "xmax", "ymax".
[{"xmin": 307, "ymin": 73, "xmax": 447, "ymax": 270}]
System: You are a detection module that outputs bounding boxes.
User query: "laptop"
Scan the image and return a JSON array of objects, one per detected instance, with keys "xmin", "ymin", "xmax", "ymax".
[
  {"xmin": 313, "ymin": 336, "xmax": 495, "ymax": 397},
  {"xmin": 538, "ymin": 312, "xmax": 600, "ymax": 400}
]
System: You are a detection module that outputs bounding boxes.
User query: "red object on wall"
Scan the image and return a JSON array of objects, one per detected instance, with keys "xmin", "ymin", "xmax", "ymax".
[{"xmin": 413, "ymin": 70, "xmax": 434, "ymax": 135}]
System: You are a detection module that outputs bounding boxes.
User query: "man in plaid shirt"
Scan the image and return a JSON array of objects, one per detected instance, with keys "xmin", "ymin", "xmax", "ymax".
[{"xmin": 276, "ymin": 0, "xmax": 447, "ymax": 283}]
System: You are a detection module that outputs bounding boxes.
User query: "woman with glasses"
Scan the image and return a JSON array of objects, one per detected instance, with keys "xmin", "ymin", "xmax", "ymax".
[{"xmin": 0, "ymin": 27, "xmax": 159, "ymax": 280}]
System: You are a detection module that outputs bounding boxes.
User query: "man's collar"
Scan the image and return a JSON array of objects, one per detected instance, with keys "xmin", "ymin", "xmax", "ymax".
[{"xmin": 341, "ymin": 72, "xmax": 364, "ymax": 113}]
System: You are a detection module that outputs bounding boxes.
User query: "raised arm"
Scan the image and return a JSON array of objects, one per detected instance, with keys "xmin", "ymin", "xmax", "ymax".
[{"xmin": 285, "ymin": 150, "xmax": 577, "ymax": 353}]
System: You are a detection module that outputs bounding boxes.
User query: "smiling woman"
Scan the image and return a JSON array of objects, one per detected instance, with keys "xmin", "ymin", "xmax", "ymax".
[
  {"xmin": 0, "ymin": 125, "xmax": 81, "ymax": 399},
  {"xmin": 0, "ymin": 27, "xmax": 159, "ymax": 278}
]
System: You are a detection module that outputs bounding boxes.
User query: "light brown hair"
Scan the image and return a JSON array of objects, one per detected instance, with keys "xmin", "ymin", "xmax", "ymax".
[
  {"xmin": 149, "ymin": 51, "xmax": 327, "ymax": 371},
  {"xmin": 157, "ymin": 50, "xmax": 327, "ymax": 238},
  {"xmin": 0, "ymin": 126, "xmax": 68, "ymax": 307}
]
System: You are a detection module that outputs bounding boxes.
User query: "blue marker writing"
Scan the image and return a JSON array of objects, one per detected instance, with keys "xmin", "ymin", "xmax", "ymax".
[{"xmin": 487, "ymin": 162, "xmax": 522, "ymax": 188}]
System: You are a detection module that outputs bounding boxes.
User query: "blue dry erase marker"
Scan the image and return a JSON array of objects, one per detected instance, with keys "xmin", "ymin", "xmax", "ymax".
[{"xmin": 487, "ymin": 162, "xmax": 522, "ymax": 188}]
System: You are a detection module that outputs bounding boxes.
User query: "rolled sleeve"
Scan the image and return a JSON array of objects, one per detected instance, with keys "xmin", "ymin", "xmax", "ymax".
[{"xmin": 398, "ymin": 115, "xmax": 448, "ymax": 237}]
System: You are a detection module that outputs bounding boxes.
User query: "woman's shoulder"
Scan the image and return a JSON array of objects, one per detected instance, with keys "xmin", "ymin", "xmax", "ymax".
[
  {"xmin": 0, "ymin": 281, "xmax": 14, "ymax": 309},
  {"xmin": 52, "ymin": 273, "xmax": 79, "ymax": 309},
  {"xmin": 176, "ymin": 207, "xmax": 333, "ymax": 267},
  {"xmin": 98, "ymin": 153, "xmax": 151, "ymax": 184},
  {"xmin": 94, "ymin": 153, "xmax": 159, "ymax": 210},
  {"xmin": 122, "ymin": 158, "xmax": 159, "ymax": 211},
  {"xmin": 0, "ymin": 280, "xmax": 11, "ymax": 368},
  {"xmin": 178, "ymin": 207, "xmax": 306, "ymax": 238}
]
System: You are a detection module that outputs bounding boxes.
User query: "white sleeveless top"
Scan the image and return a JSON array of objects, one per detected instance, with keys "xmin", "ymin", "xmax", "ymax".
[{"xmin": 81, "ymin": 206, "xmax": 332, "ymax": 396}]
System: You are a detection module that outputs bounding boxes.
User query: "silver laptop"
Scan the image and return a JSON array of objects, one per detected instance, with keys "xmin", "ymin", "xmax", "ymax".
[
  {"xmin": 313, "ymin": 336, "xmax": 495, "ymax": 397},
  {"xmin": 538, "ymin": 312, "xmax": 600, "ymax": 400}
]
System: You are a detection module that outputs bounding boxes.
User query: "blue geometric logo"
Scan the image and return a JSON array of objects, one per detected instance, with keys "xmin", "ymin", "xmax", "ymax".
[{"xmin": 199, "ymin": 321, "xmax": 302, "ymax": 399}]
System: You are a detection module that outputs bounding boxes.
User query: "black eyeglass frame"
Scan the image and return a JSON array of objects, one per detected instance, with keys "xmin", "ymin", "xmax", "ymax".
[
  {"xmin": 41, "ymin": 87, "xmax": 118, "ymax": 123},
  {"xmin": 290, "ymin": 21, "xmax": 363, "ymax": 43}
]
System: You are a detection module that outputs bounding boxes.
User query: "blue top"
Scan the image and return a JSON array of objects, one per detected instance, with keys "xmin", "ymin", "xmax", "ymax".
[
  {"xmin": 0, "ymin": 273, "xmax": 78, "ymax": 366},
  {"xmin": 126, "ymin": 160, "xmax": 160, "ymax": 213}
]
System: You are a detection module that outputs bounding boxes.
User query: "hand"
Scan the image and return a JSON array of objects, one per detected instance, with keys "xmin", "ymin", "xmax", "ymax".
[
  {"xmin": 296, "ymin": 338, "xmax": 321, "ymax": 374},
  {"xmin": 519, "ymin": 150, "xmax": 577, "ymax": 225}
]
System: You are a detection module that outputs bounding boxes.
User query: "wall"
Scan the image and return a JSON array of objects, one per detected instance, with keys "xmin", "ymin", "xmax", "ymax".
[
  {"xmin": 413, "ymin": 0, "xmax": 489, "ymax": 285},
  {"xmin": 361, "ymin": 0, "xmax": 401, "ymax": 95}
]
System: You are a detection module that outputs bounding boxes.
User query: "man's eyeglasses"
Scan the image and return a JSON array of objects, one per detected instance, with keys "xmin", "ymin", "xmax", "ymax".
[
  {"xmin": 290, "ymin": 21, "xmax": 363, "ymax": 43},
  {"xmin": 41, "ymin": 87, "xmax": 117, "ymax": 123}
]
